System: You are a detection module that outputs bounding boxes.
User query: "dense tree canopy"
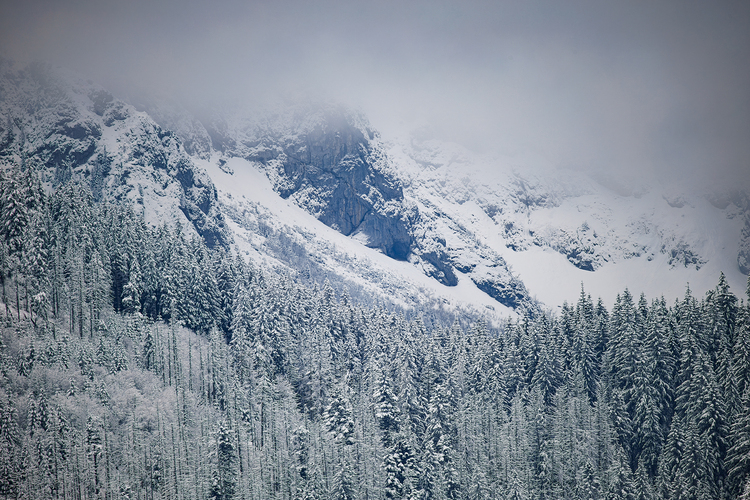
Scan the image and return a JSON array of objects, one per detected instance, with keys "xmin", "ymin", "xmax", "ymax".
[{"xmin": 1, "ymin": 164, "xmax": 749, "ymax": 499}]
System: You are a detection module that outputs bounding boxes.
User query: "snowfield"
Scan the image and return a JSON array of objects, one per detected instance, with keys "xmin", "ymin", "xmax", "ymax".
[
  {"xmin": 2, "ymin": 61, "xmax": 746, "ymax": 318},
  {"xmin": 386, "ymin": 136, "xmax": 748, "ymax": 307},
  {"xmin": 198, "ymin": 135, "xmax": 747, "ymax": 318},
  {"xmin": 198, "ymin": 155, "xmax": 517, "ymax": 324}
]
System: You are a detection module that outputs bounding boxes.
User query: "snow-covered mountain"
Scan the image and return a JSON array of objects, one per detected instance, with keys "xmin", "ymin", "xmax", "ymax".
[
  {"xmin": 0, "ymin": 61, "xmax": 229, "ymax": 248},
  {"xmin": 2, "ymin": 61, "xmax": 748, "ymax": 317},
  {"xmin": 387, "ymin": 137, "xmax": 750, "ymax": 307}
]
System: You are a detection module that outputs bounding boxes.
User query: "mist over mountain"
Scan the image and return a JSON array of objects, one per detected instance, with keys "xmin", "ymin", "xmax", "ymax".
[
  {"xmin": 3, "ymin": 0, "xmax": 749, "ymax": 188},
  {"xmin": 2, "ymin": 61, "xmax": 748, "ymax": 313}
]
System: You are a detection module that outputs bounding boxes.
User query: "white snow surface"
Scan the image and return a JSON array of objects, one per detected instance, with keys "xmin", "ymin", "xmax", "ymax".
[
  {"xmin": 5, "ymin": 62, "xmax": 745, "ymax": 316},
  {"xmin": 198, "ymin": 131, "xmax": 748, "ymax": 320},
  {"xmin": 386, "ymin": 136, "xmax": 748, "ymax": 307},
  {"xmin": 197, "ymin": 156, "xmax": 516, "ymax": 324}
]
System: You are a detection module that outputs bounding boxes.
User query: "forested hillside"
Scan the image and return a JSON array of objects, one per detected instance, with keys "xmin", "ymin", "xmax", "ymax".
[{"xmin": 2, "ymin": 163, "xmax": 750, "ymax": 499}]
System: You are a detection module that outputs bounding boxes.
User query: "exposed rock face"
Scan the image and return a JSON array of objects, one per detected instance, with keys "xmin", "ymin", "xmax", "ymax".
[
  {"xmin": 0, "ymin": 64, "xmax": 99, "ymax": 172},
  {"xmin": 131, "ymin": 100, "xmax": 536, "ymax": 310},
  {"xmin": 410, "ymin": 206, "xmax": 533, "ymax": 310},
  {"xmin": 472, "ymin": 275, "xmax": 529, "ymax": 310},
  {"xmin": 0, "ymin": 62, "xmax": 229, "ymax": 248},
  {"xmin": 413, "ymin": 246, "xmax": 459, "ymax": 287},
  {"xmin": 131, "ymin": 97, "xmax": 214, "ymax": 160},
  {"xmin": 238, "ymin": 107, "xmax": 414, "ymax": 260},
  {"xmin": 146, "ymin": 103, "xmax": 416, "ymax": 259}
]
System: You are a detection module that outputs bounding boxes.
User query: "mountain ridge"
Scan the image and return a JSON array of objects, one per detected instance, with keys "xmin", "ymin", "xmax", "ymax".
[
  {"xmin": 2, "ymin": 61, "xmax": 748, "ymax": 313},
  {"xmin": 0, "ymin": 61, "xmax": 230, "ymax": 248}
]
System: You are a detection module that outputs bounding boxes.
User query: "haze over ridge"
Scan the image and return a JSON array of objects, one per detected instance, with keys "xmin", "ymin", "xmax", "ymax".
[{"xmin": 2, "ymin": 0, "xmax": 749, "ymax": 188}]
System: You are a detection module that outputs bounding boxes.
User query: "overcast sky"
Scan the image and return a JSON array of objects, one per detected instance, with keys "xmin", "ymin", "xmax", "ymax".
[{"xmin": 2, "ymin": 0, "xmax": 749, "ymax": 186}]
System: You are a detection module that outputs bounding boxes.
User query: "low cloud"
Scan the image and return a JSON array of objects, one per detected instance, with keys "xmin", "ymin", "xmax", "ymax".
[{"xmin": 2, "ymin": 0, "xmax": 748, "ymax": 187}]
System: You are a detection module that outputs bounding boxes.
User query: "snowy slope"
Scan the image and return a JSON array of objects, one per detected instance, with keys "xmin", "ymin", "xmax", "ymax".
[
  {"xmin": 197, "ymin": 155, "xmax": 517, "ymax": 323},
  {"xmin": 126, "ymin": 89, "xmax": 750, "ymax": 311},
  {"xmin": 198, "ymin": 130, "xmax": 748, "ymax": 317},
  {"xmin": 0, "ymin": 62, "xmax": 229, "ymax": 247},
  {"xmin": 387, "ymin": 136, "xmax": 749, "ymax": 307},
  {"xmin": 3, "ymin": 62, "xmax": 747, "ymax": 317}
]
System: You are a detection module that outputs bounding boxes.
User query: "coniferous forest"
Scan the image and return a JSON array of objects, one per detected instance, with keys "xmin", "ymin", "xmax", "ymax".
[{"xmin": 2, "ymin": 163, "xmax": 750, "ymax": 500}]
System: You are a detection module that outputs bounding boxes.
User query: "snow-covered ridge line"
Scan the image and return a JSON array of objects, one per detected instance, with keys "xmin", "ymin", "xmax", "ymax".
[
  {"xmin": 0, "ymin": 61, "xmax": 229, "ymax": 248},
  {"xmin": 386, "ymin": 136, "xmax": 750, "ymax": 305},
  {"xmin": 2, "ymin": 61, "xmax": 748, "ymax": 314}
]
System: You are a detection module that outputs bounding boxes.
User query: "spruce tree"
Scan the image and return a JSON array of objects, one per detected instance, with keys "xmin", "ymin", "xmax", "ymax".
[
  {"xmin": 0, "ymin": 397, "xmax": 19, "ymax": 498},
  {"xmin": 727, "ymin": 387, "xmax": 750, "ymax": 497},
  {"xmin": 530, "ymin": 315, "xmax": 562, "ymax": 407},
  {"xmin": 209, "ymin": 420, "xmax": 236, "ymax": 500},
  {"xmin": 631, "ymin": 297, "xmax": 673, "ymax": 477}
]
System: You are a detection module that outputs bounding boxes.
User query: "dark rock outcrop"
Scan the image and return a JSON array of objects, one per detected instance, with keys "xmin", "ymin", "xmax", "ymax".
[
  {"xmin": 416, "ymin": 247, "xmax": 459, "ymax": 287},
  {"xmin": 244, "ymin": 108, "xmax": 414, "ymax": 260},
  {"xmin": 0, "ymin": 62, "xmax": 229, "ymax": 249},
  {"xmin": 472, "ymin": 275, "xmax": 529, "ymax": 310}
]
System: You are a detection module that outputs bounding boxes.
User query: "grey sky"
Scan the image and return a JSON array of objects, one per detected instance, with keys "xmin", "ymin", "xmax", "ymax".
[{"xmin": 2, "ymin": 0, "xmax": 749, "ymax": 186}]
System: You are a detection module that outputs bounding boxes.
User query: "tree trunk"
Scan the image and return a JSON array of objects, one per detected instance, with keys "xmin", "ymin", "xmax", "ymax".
[
  {"xmin": 1, "ymin": 273, "xmax": 7, "ymax": 318},
  {"xmin": 15, "ymin": 274, "xmax": 20, "ymax": 320}
]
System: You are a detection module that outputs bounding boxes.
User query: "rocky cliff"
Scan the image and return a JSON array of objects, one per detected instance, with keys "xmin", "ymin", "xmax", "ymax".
[
  {"xmin": 0, "ymin": 62, "xmax": 229, "ymax": 248},
  {"xmin": 238, "ymin": 107, "xmax": 414, "ymax": 261},
  {"xmin": 140, "ymin": 101, "xmax": 537, "ymax": 311}
]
